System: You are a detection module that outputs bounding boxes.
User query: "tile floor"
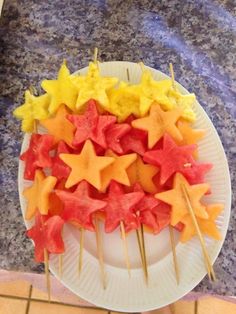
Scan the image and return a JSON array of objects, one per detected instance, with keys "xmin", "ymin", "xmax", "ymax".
[{"xmin": 0, "ymin": 279, "xmax": 236, "ymax": 314}]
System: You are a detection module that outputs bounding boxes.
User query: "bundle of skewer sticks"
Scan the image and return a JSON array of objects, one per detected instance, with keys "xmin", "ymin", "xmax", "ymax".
[{"xmin": 32, "ymin": 49, "xmax": 216, "ymax": 302}]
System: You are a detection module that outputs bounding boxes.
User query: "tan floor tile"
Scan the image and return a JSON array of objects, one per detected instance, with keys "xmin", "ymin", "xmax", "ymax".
[
  {"xmin": 29, "ymin": 301, "xmax": 108, "ymax": 314},
  {"xmin": 173, "ymin": 300, "xmax": 195, "ymax": 314},
  {"xmin": 0, "ymin": 280, "xmax": 30, "ymax": 298},
  {"xmin": 0, "ymin": 297, "xmax": 27, "ymax": 314},
  {"xmin": 198, "ymin": 297, "xmax": 236, "ymax": 314},
  {"xmin": 31, "ymin": 287, "xmax": 59, "ymax": 301}
]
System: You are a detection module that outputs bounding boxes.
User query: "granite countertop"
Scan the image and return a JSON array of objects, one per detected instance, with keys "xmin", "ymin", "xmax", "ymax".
[{"xmin": 0, "ymin": 0, "xmax": 235, "ymax": 296}]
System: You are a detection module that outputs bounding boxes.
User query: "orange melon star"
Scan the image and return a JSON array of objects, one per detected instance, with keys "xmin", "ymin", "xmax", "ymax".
[
  {"xmin": 127, "ymin": 156, "xmax": 159, "ymax": 194},
  {"xmin": 40, "ymin": 105, "xmax": 76, "ymax": 148},
  {"xmin": 156, "ymin": 173, "xmax": 209, "ymax": 226},
  {"xmin": 177, "ymin": 120, "xmax": 206, "ymax": 159},
  {"xmin": 180, "ymin": 204, "xmax": 223, "ymax": 242},
  {"xmin": 60, "ymin": 140, "xmax": 115, "ymax": 190},
  {"xmin": 132, "ymin": 104, "xmax": 183, "ymax": 149},
  {"xmin": 100, "ymin": 150, "xmax": 137, "ymax": 192},
  {"xmin": 23, "ymin": 170, "xmax": 57, "ymax": 220}
]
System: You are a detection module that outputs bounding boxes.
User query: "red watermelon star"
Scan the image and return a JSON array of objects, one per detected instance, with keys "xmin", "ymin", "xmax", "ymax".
[
  {"xmin": 20, "ymin": 133, "xmax": 54, "ymax": 180},
  {"xmin": 104, "ymin": 181, "xmax": 144, "ymax": 233},
  {"xmin": 120, "ymin": 128, "xmax": 148, "ymax": 156},
  {"xmin": 27, "ymin": 213, "xmax": 65, "ymax": 262},
  {"xmin": 133, "ymin": 184, "xmax": 170, "ymax": 234},
  {"xmin": 144, "ymin": 134, "xmax": 197, "ymax": 185},
  {"xmin": 68, "ymin": 99, "xmax": 116, "ymax": 148},
  {"xmin": 55, "ymin": 180, "xmax": 107, "ymax": 231},
  {"xmin": 51, "ymin": 141, "xmax": 71, "ymax": 180},
  {"xmin": 105, "ymin": 123, "xmax": 131, "ymax": 154},
  {"xmin": 181, "ymin": 161, "xmax": 213, "ymax": 186}
]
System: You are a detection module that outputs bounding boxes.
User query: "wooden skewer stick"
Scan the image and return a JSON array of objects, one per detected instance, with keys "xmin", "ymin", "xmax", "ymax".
[
  {"xmin": 126, "ymin": 68, "xmax": 130, "ymax": 82},
  {"xmin": 120, "ymin": 221, "xmax": 131, "ymax": 277},
  {"xmin": 181, "ymin": 184, "xmax": 216, "ymax": 281},
  {"xmin": 58, "ymin": 254, "xmax": 63, "ymax": 279},
  {"xmin": 78, "ymin": 227, "xmax": 84, "ymax": 276},
  {"xmin": 169, "ymin": 62, "xmax": 176, "ymax": 91},
  {"xmin": 94, "ymin": 47, "xmax": 98, "ymax": 64},
  {"xmin": 169, "ymin": 225, "xmax": 180, "ymax": 285},
  {"xmin": 95, "ymin": 216, "xmax": 106, "ymax": 289},
  {"xmin": 44, "ymin": 248, "xmax": 51, "ymax": 302},
  {"xmin": 136, "ymin": 228, "xmax": 148, "ymax": 284},
  {"xmin": 140, "ymin": 225, "xmax": 148, "ymax": 283}
]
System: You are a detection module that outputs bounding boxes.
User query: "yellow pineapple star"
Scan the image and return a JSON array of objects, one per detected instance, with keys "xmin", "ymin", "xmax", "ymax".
[
  {"xmin": 107, "ymin": 82, "xmax": 141, "ymax": 122},
  {"xmin": 71, "ymin": 62, "xmax": 118, "ymax": 112},
  {"xmin": 41, "ymin": 60, "xmax": 78, "ymax": 114},
  {"xmin": 13, "ymin": 90, "xmax": 49, "ymax": 132},
  {"xmin": 168, "ymin": 88, "xmax": 196, "ymax": 122},
  {"xmin": 137, "ymin": 69, "xmax": 174, "ymax": 116}
]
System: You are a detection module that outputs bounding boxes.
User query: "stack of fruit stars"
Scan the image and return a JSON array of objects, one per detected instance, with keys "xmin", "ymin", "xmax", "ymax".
[{"xmin": 14, "ymin": 59, "xmax": 223, "ymax": 271}]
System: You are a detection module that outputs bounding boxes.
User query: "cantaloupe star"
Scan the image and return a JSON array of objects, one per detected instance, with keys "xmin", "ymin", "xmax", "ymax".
[
  {"xmin": 40, "ymin": 105, "xmax": 76, "ymax": 148},
  {"xmin": 180, "ymin": 204, "xmax": 223, "ymax": 242},
  {"xmin": 13, "ymin": 90, "xmax": 49, "ymax": 132},
  {"xmin": 156, "ymin": 173, "xmax": 209, "ymax": 226},
  {"xmin": 100, "ymin": 150, "xmax": 137, "ymax": 192},
  {"xmin": 23, "ymin": 170, "xmax": 57, "ymax": 220},
  {"xmin": 71, "ymin": 62, "xmax": 118, "ymax": 112},
  {"xmin": 41, "ymin": 60, "xmax": 78, "ymax": 114},
  {"xmin": 132, "ymin": 104, "xmax": 182, "ymax": 149},
  {"xmin": 59, "ymin": 140, "xmax": 115, "ymax": 190},
  {"xmin": 177, "ymin": 120, "xmax": 206, "ymax": 159},
  {"xmin": 127, "ymin": 156, "xmax": 159, "ymax": 194}
]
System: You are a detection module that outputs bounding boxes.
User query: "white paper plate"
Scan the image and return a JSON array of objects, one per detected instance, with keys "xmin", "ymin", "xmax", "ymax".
[{"xmin": 18, "ymin": 61, "xmax": 231, "ymax": 312}]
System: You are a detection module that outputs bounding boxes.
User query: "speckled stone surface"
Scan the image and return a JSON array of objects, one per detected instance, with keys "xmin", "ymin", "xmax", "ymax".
[{"xmin": 0, "ymin": 0, "xmax": 235, "ymax": 295}]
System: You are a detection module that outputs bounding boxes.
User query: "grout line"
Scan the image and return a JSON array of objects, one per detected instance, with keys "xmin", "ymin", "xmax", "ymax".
[
  {"xmin": 194, "ymin": 299, "xmax": 198, "ymax": 314},
  {"xmin": 0, "ymin": 293, "xmax": 105, "ymax": 311},
  {"xmin": 25, "ymin": 285, "xmax": 33, "ymax": 314}
]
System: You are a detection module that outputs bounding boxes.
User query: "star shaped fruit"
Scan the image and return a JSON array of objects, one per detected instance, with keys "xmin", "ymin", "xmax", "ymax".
[
  {"xmin": 144, "ymin": 134, "xmax": 212, "ymax": 185},
  {"xmin": 23, "ymin": 170, "xmax": 57, "ymax": 220},
  {"xmin": 13, "ymin": 90, "xmax": 49, "ymax": 132},
  {"xmin": 132, "ymin": 104, "xmax": 183, "ymax": 149},
  {"xmin": 105, "ymin": 123, "xmax": 131, "ymax": 154},
  {"xmin": 156, "ymin": 173, "xmax": 209, "ymax": 226},
  {"xmin": 27, "ymin": 213, "xmax": 64, "ymax": 262},
  {"xmin": 180, "ymin": 204, "xmax": 223, "ymax": 242},
  {"xmin": 136, "ymin": 69, "xmax": 174, "ymax": 116},
  {"xmin": 103, "ymin": 181, "xmax": 144, "ymax": 233},
  {"xmin": 120, "ymin": 127, "xmax": 148, "ymax": 156},
  {"xmin": 107, "ymin": 82, "xmax": 141, "ymax": 121},
  {"xmin": 71, "ymin": 62, "xmax": 118, "ymax": 111},
  {"xmin": 67, "ymin": 99, "xmax": 116, "ymax": 148},
  {"xmin": 56, "ymin": 180, "xmax": 107, "ymax": 231},
  {"xmin": 40, "ymin": 105, "xmax": 76, "ymax": 148},
  {"xmin": 177, "ymin": 120, "xmax": 206, "ymax": 159},
  {"xmin": 133, "ymin": 184, "xmax": 171, "ymax": 234},
  {"xmin": 20, "ymin": 133, "xmax": 54, "ymax": 180},
  {"xmin": 168, "ymin": 89, "xmax": 196, "ymax": 122},
  {"xmin": 59, "ymin": 140, "xmax": 115, "ymax": 190},
  {"xmin": 41, "ymin": 60, "xmax": 78, "ymax": 114},
  {"xmin": 100, "ymin": 150, "xmax": 137, "ymax": 192},
  {"xmin": 51, "ymin": 141, "xmax": 71, "ymax": 180},
  {"xmin": 127, "ymin": 156, "xmax": 159, "ymax": 194}
]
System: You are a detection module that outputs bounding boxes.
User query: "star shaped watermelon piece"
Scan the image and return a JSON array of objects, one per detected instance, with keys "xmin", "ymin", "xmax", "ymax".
[
  {"xmin": 51, "ymin": 141, "xmax": 72, "ymax": 180},
  {"xmin": 120, "ymin": 128, "xmax": 148, "ymax": 156},
  {"xmin": 144, "ymin": 134, "xmax": 198, "ymax": 185},
  {"xmin": 133, "ymin": 184, "xmax": 171, "ymax": 234},
  {"xmin": 105, "ymin": 123, "xmax": 131, "ymax": 154},
  {"xmin": 56, "ymin": 180, "xmax": 107, "ymax": 231},
  {"xmin": 20, "ymin": 133, "xmax": 54, "ymax": 180},
  {"xmin": 27, "ymin": 213, "xmax": 65, "ymax": 262},
  {"xmin": 104, "ymin": 181, "xmax": 144, "ymax": 233},
  {"xmin": 68, "ymin": 99, "xmax": 116, "ymax": 148}
]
